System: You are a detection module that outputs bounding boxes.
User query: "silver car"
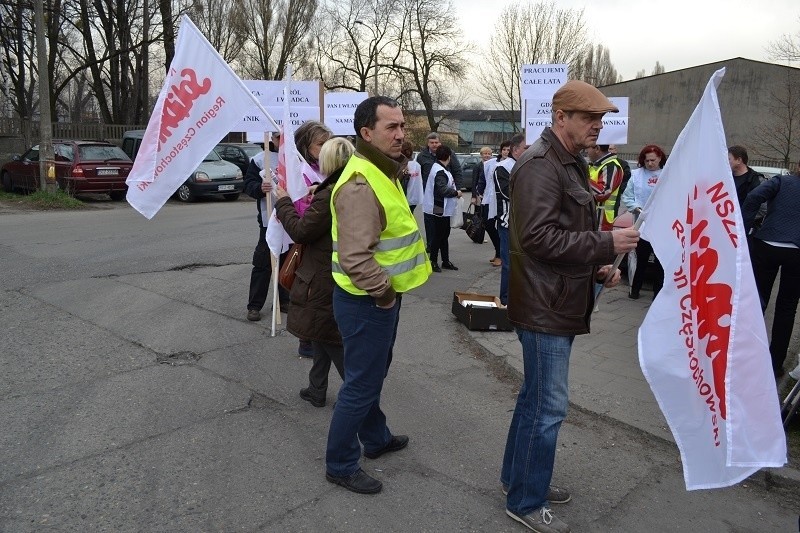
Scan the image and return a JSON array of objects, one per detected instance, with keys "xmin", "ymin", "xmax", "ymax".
[{"xmin": 175, "ymin": 150, "xmax": 244, "ymax": 202}]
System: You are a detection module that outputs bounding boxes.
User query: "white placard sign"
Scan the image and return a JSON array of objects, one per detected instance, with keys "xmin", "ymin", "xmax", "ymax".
[
  {"xmin": 525, "ymin": 99, "xmax": 552, "ymax": 145},
  {"xmin": 597, "ymin": 97, "xmax": 629, "ymax": 145},
  {"xmin": 324, "ymin": 92, "xmax": 368, "ymax": 135},
  {"xmin": 521, "ymin": 64, "xmax": 568, "ymax": 100},
  {"xmin": 244, "ymin": 107, "xmax": 321, "ymax": 143},
  {"xmin": 520, "ymin": 63, "xmax": 567, "ymax": 127},
  {"xmin": 234, "ymin": 80, "xmax": 321, "ymax": 137}
]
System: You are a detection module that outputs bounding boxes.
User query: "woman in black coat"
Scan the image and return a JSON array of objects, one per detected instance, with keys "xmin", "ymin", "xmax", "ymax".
[{"xmin": 274, "ymin": 137, "xmax": 355, "ymax": 407}]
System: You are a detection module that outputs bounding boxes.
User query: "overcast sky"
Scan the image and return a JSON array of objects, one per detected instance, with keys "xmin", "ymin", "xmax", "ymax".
[{"xmin": 457, "ymin": 0, "xmax": 799, "ymax": 81}]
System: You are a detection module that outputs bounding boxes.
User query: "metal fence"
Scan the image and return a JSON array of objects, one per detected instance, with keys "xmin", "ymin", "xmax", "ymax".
[{"xmin": 0, "ymin": 118, "xmax": 146, "ymax": 143}]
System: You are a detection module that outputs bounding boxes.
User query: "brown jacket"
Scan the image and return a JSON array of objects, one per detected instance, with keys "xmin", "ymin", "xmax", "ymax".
[
  {"xmin": 332, "ymin": 139, "xmax": 407, "ymax": 306},
  {"xmin": 508, "ymin": 127, "xmax": 615, "ymax": 335},
  {"xmin": 275, "ymin": 170, "xmax": 342, "ymax": 345}
]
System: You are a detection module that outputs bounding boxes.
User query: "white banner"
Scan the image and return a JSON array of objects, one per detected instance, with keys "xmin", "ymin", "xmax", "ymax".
[
  {"xmin": 242, "ymin": 107, "xmax": 320, "ymax": 143},
  {"xmin": 637, "ymin": 68, "xmax": 786, "ymax": 490},
  {"xmin": 598, "ymin": 97, "xmax": 629, "ymax": 145},
  {"xmin": 125, "ymin": 15, "xmax": 258, "ymax": 219},
  {"xmin": 235, "ymin": 79, "xmax": 321, "ymax": 137},
  {"xmin": 521, "ymin": 63, "xmax": 567, "ymax": 126},
  {"xmin": 520, "ymin": 64, "xmax": 568, "ymax": 100},
  {"xmin": 524, "ymin": 99, "xmax": 552, "ymax": 145},
  {"xmin": 324, "ymin": 92, "xmax": 368, "ymax": 135}
]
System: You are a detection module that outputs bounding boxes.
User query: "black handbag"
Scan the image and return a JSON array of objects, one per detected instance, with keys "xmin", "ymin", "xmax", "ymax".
[{"xmin": 462, "ymin": 204, "xmax": 485, "ymax": 244}]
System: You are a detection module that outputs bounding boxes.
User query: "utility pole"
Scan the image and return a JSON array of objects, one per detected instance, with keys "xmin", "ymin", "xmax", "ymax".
[{"xmin": 34, "ymin": 0, "xmax": 55, "ymax": 192}]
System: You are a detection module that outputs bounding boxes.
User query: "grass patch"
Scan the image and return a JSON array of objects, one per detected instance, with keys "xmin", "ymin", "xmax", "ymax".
[{"xmin": 0, "ymin": 189, "xmax": 85, "ymax": 209}]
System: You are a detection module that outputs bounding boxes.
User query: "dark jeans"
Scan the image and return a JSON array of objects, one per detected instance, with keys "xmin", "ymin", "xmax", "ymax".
[
  {"xmin": 428, "ymin": 215, "xmax": 452, "ymax": 264},
  {"xmin": 248, "ymin": 225, "xmax": 289, "ymax": 310},
  {"xmin": 499, "ymin": 224, "xmax": 510, "ymax": 305},
  {"xmin": 630, "ymin": 238, "xmax": 664, "ymax": 296},
  {"xmin": 326, "ymin": 287, "xmax": 402, "ymax": 477},
  {"xmin": 481, "ymin": 204, "xmax": 501, "ymax": 258},
  {"xmin": 750, "ymin": 238, "xmax": 800, "ymax": 375},
  {"xmin": 501, "ymin": 329, "xmax": 574, "ymax": 514},
  {"xmin": 307, "ymin": 341, "xmax": 345, "ymax": 400}
]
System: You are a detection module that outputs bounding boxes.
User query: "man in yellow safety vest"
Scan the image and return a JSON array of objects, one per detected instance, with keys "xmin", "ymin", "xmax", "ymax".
[
  {"xmin": 325, "ymin": 96, "xmax": 431, "ymax": 495},
  {"xmin": 587, "ymin": 144, "xmax": 624, "ymax": 231}
]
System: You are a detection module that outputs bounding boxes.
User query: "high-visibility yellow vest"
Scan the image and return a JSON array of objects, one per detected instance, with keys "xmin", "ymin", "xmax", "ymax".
[
  {"xmin": 588, "ymin": 157, "xmax": 623, "ymax": 224},
  {"xmin": 331, "ymin": 155, "xmax": 431, "ymax": 295}
]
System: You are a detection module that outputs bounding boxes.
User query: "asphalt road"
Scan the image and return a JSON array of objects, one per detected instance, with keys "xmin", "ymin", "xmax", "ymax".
[{"xmin": 1, "ymin": 196, "xmax": 797, "ymax": 532}]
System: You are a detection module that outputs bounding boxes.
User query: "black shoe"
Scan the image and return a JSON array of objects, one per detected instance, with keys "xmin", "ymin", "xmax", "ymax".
[
  {"xmin": 628, "ymin": 290, "xmax": 640, "ymax": 300},
  {"xmin": 431, "ymin": 261, "xmax": 442, "ymax": 273},
  {"xmin": 246, "ymin": 309, "xmax": 261, "ymax": 321},
  {"xmin": 441, "ymin": 261, "xmax": 458, "ymax": 270},
  {"xmin": 326, "ymin": 468, "xmax": 382, "ymax": 494},
  {"xmin": 300, "ymin": 388, "xmax": 325, "ymax": 408},
  {"xmin": 364, "ymin": 435, "xmax": 409, "ymax": 459}
]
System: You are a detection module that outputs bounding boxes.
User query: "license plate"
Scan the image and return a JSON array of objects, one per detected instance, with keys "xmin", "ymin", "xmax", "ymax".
[
  {"xmin": 97, "ymin": 168, "xmax": 118, "ymax": 176},
  {"xmin": 218, "ymin": 184, "xmax": 235, "ymax": 191}
]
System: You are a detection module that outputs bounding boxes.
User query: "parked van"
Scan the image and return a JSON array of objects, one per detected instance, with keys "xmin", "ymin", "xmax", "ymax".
[
  {"xmin": 121, "ymin": 130, "xmax": 243, "ymax": 202},
  {"xmin": 121, "ymin": 129, "xmax": 145, "ymax": 161}
]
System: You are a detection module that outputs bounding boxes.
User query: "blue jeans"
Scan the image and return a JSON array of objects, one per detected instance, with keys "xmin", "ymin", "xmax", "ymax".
[
  {"xmin": 498, "ymin": 224, "xmax": 510, "ymax": 305},
  {"xmin": 501, "ymin": 328, "xmax": 573, "ymax": 514},
  {"xmin": 326, "ymin": 287, "xmax": 401, "ymax": 477}
]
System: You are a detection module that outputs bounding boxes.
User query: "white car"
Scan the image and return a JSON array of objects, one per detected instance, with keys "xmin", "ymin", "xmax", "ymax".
[{"xmin": 751, "ymin": 165, "xmax": 791, "ymax": 179}]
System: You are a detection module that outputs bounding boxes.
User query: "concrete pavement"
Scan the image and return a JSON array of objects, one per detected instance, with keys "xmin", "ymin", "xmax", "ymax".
[{"xmin": 1, "ymin": 199, "xmax": 799, "ymax": 531}]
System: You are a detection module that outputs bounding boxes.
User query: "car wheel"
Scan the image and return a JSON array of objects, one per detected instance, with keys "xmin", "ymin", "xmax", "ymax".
[
  {"xmin": 176, "ymin": 183, "xmax": 195, "ymax": 202},
  {"xmin": 109, "ymin": 191, "xmax": 126, "ymax": 201},
  {"xmin": 1, "ymin": 172, "xmax": 12, "ymax": 193},
  {"xmin": 223, "ymin": 193, "xmax": 240, "ymax": 201}
]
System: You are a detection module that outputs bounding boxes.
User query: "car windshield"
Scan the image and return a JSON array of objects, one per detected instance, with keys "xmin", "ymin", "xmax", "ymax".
[
  {"xmin": 204, "ymin": 150, "xmax": 222, "ymax": 162},
  {"xmin": 79, "ymin": 145, "xmax": 131, "ymax": 162},
  {"xmin": 240, "ymin": 145, "xmax": 262, "ymax": 158}
]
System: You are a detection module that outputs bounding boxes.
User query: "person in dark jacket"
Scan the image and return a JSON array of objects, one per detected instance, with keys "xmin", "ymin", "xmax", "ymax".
[
  {"xmin": 742, "ymin": 167, "xmax": 800, "ymax": 378},
  {"xmin": 274, "ymin": 137, "xmax": 355, "ymax": 406},
  {"xmin": 416, "ymin": 132, "xmax": 463, "ymax": 252},
  {"xmin": 501, "ymin": 80, "xmax": 640, "ymax": 532},
  {"xmin": 728, "ymin": 145, "xmax": 764, "ymax": 207},
  {"xmin": 243, "ymin": 132, "xmax": 289, "ymax": 321},
  {"xmin": 422, "ymin": 145, "xmax": 462, "ymax": 272}
]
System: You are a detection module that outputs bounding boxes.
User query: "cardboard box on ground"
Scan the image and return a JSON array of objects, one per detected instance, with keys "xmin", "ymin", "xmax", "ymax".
[{"xmin": 451, "ymin": 292, "xmax": 513, "ymax": 331}]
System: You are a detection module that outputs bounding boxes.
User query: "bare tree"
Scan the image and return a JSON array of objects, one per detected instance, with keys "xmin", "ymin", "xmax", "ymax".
[
  {"xmin": 159, "ymin": 0, "xmax": 175, "ymax": 72},
  {"xmin": 391, "ymin": 0, "xmax": 467, "ymax": 131},
  {"xmin": 572, "ymin": 44, "xmax": 621, "ymax": 85},
  {"xmin": 634, "ymin": 69, "xmax": 645, "ymax": 79},
  {"xmin": 766, "ymin": 18, "xmax": 800, "ymax": 64},
  {"xmin": 480, "ymin": 1, "xmax": 588, "ymax": 124},
  {"xmin": 312, "ymin": 0, "xmax": 394, "ymax": 93},
  {"xmin": 0, "ymin": 0, "xmax": 37, "ymax": 125},
  {"xmin": 754, "ymin": 63, "xmax": 800, "ymax": 167},
  {"xmin": 188, "ymin": 0, "xmax": 248, "ymax": 64},
  {"xmin": 237, "ymin": 0, "xmax": 317, "ymax": 81},
  {"xmin": 652, "ymin": 61, "xmax": 665, "ymax": 75}
]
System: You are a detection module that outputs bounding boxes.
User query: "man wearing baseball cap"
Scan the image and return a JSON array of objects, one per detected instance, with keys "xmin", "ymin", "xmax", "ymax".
[{"xmin": 500, "ymin": 80, "xmax": 640, "ymax": 532}]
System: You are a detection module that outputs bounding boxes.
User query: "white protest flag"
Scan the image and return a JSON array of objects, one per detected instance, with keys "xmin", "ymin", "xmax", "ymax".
[
  {"xmin": 126, "ymin": 15, "xmax": 257, "ymax": 219},
  {"xmin": 265, "ymin": 66, "xmax": 306, "ymax": 257},
  {"xmin": 637, "ymin": 68, "xmax": 786, "ymax": 490}
]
